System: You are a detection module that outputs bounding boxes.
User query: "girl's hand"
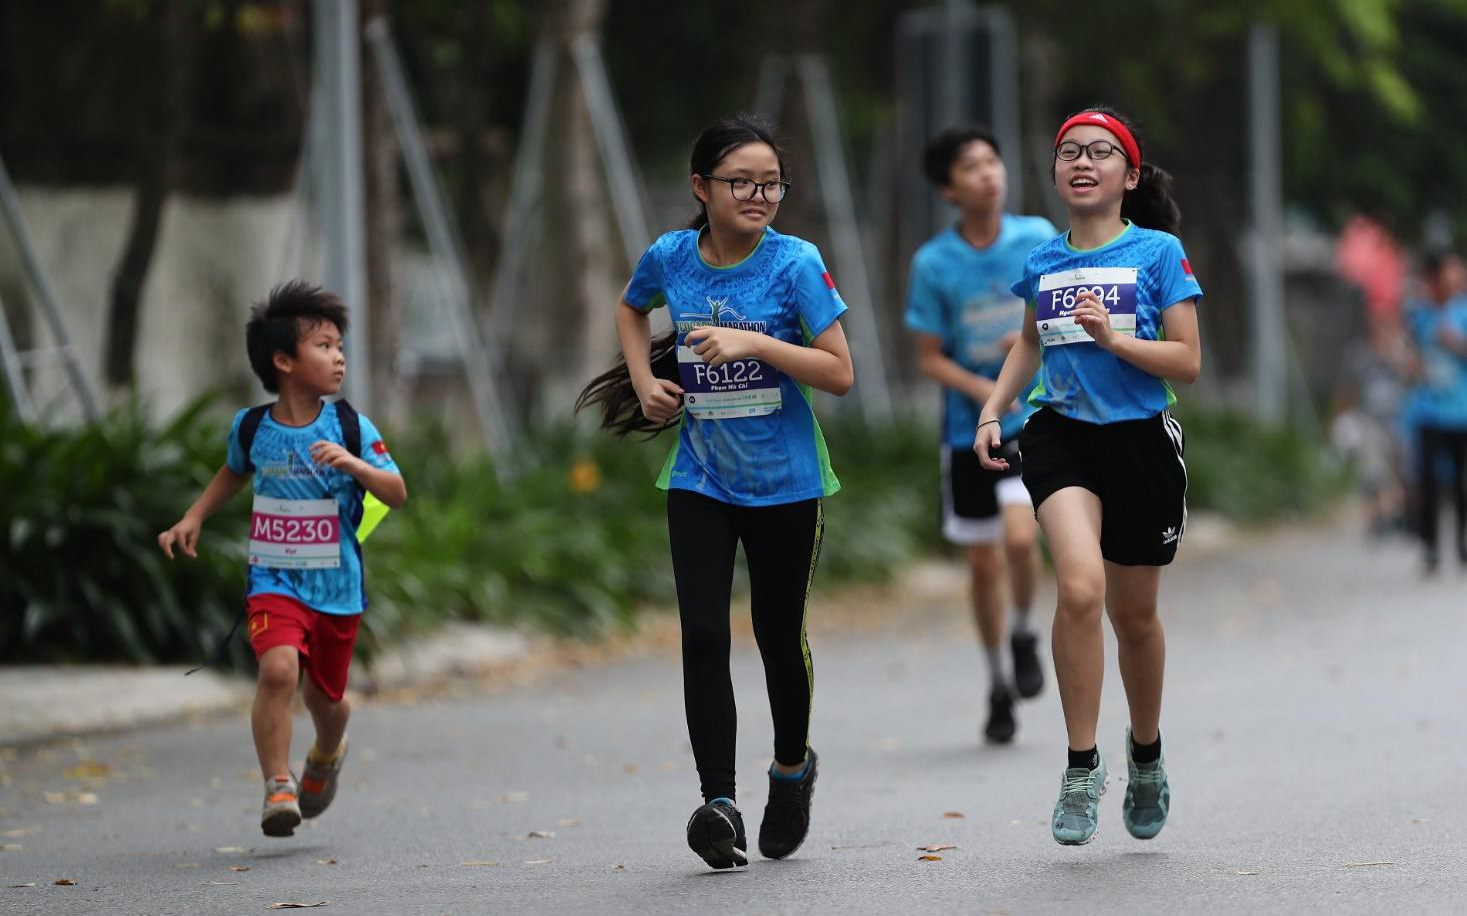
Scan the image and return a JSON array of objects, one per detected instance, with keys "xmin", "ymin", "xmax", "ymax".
[
  {"xmin": 684, "ymin": 326, "xmax": 764, "ymax": 367},
  {"xmin": 1071, "ymin": 289, "xmax": 1116, "ymax": 350},
  {"xmin": 158, "ymin": 515, "xmax": 203, "ymax": 559},
  {"xmin": 310, "ymin": 441, "xmax": 363, "ymax": 473},
  {"xmin": 973, "ymin": 419, "xmax": 1008, "ymax": 471},
  {"xmin": 635, "ymin": 377, "xmax": 684, "ymax": 423}
]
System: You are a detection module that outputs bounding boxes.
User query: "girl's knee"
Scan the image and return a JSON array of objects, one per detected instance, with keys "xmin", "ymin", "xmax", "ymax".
[
  {"xmin": 1055, "ymin": 577, "xmax": 1105, "ymax": 623},
  {"xmin": 1109, "ymin": 606, "xmax": 1162, "ymax": 642}
]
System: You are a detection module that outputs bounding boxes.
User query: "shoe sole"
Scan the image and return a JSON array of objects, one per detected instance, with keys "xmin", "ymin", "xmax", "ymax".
[
  {"xmin": 688, "ymin": 809, "xmax": 747, "ymax": 869},
  {"xmin": 261, "ymin": 807, "xmax": 302, "ymax": 838}
]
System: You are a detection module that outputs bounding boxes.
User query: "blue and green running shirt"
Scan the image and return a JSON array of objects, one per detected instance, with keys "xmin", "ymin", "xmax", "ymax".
[
  {"xmin": 624, "ymin": 226, "xmax": 847, "ymax": 506},
  {"xmin": 1010, "ymin": 222, "xmax": 1203, "ymax": 424},
  {"xmin": 226, "ymin": 400, "xmax": 400, "ymax": 615},
  {"xmin": 904, "ymin": 214, "xmax": 1057, "ymax": 447}
]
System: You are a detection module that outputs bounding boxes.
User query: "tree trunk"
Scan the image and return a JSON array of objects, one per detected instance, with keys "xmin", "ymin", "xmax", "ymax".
[
  {"xmin": 361, "ymin": 0, "xmax": 399, "ymax": 422},
  {"xmin": 104, "ymin": 0, "xmax": 187, "ymax": 390}
]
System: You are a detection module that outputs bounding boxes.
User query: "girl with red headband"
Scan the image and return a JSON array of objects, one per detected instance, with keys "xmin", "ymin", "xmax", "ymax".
[{"xmin": 973, "ymin": 107, "xmax": 1202, "ymax": 846}]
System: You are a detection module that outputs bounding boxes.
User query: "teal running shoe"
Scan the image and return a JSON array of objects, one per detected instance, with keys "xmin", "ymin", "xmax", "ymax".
[
  {"xmin": 1122, "ymin": 728, "xmax": 1170, "ymax": 840},
  {"xmin": 1052, "ymin": 752, "xmax": 1107, "ymax": 845}
]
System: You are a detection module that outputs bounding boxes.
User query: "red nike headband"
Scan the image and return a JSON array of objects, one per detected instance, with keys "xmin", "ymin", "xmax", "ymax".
[{"xmin": 1054, "ymin": 112, "xmax": 1141, "ymax": 169}]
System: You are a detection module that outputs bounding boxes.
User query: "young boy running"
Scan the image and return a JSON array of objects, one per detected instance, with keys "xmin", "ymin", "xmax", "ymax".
[
  {"xmin": 905, "ymin": 126, "xmax": 1056, "ymax": 743},
  {"xmin": 159, "ymin": 282, "xmax": 406, "ymax": 837}
]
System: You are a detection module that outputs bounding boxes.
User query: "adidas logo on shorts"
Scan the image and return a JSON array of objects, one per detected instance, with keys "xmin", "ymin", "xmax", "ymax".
[{"xmin": 1161, "ymin": 526, "xmax": 1179, "ymax": 545}]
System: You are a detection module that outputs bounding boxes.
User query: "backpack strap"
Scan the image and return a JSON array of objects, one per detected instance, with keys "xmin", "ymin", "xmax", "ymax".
[
  {"xmin": 237, "ymin": 404, "xmax": 271, "ymax": 473},
  {"xmin": 334, "ymin": 398, "xmax": 363, "ymax": 459}
]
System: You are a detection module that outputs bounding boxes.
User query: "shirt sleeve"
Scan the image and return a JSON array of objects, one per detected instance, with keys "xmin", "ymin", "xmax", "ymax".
[
  {"xmin": 624, "ymin": 238, "xmax": 667, "ymax": 312},
  {"xmin": 225, "ymin": 408, "xmax": 249, "ymax": 475},
  {"xmin": 1156, "ymin": 235, "xmax": 1204, "ymax": 310},
  {"xmin": 356, "ymin": 414, "xmax": 401, "ymax": 475},
  {"xmin": 903, "ymin": 253, "xmax": 947, "ymax": 340},
  {"xmin": 789, "ymin": 243, "xmax": 848, "ymax": 340},
  {"xmin": 1010, "ymin": 260, "xmax": 1036, "ymax": 304}
]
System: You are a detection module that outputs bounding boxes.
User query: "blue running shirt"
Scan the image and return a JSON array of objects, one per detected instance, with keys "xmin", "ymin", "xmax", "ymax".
[
  {"xmin": 1011, "ymin": 222, "xmax": 1203, "ymax": 424},
  {"xmin": 624, "ymin": 227, "xmax": 847, "ymax": 506},
  {"xmin": 226, "ymin": 400, "xmax": 400, "ymax": 615},
  {"xmin": 1405, "ymin": 295, "xmax": 1467, "ymax": 429},
  {"xmin": 905, "ymin": 214, "xmax": 1057, "ymax": 446}
]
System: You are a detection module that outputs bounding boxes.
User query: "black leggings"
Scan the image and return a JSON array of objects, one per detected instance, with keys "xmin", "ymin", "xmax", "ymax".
[
  {"xmin": 667, "ymin": 489, "xmax": 824, "ymax": 803},
  {"xmin": 1418, "ymin": 425, "xmax": 1467, "ymax": 560}
]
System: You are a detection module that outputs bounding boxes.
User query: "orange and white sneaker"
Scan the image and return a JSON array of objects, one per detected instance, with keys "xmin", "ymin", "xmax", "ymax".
[
  {"xmin": 261, "ymin": 773, "xmax": 301, "ymax": 837},
  {"xmin": 299, "ymin": 736, "xmax": 347, "ymax": 819}
]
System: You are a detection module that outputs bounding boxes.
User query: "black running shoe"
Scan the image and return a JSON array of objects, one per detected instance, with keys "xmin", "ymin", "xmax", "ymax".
[
  {"xmin": 1011, "ymin": 630, "xmax": 1045, "ymax": 699},
  {"xmin": 984, "ymin": 685, "xmax": 1016, "ymax": 744},
  {"xmin": 758, "ymin": 748, "xmax": 818, "ymax": 860},
  {"xmin": 686, "ymin": 799, "xmax": 747, "ymax": 869}
]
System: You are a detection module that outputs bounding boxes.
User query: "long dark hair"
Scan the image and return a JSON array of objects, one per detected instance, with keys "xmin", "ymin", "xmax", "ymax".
[
  {"xmin": 1059, "ymin": 106, "xmax": 1181, "ymax": 236},
  {"xmin": 575, "ymin": 115, "xmax": 787, "ymax": 437}
]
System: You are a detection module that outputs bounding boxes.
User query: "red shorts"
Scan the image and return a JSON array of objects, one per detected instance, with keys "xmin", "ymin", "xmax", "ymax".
[{"xmin": 246, "ymin": 594, "xmax": 360, "ymax": 702}]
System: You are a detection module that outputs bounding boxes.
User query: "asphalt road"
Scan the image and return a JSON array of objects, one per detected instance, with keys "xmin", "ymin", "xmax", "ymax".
[{"xmin": 2, "ymin": 519, "xmax": 1463, "ymax": 915}]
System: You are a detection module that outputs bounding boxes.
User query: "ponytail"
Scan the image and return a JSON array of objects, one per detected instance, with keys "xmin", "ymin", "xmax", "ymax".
[
  {"xmin": 1123, "ymin": 162, "xmax": 1181, "ymax": 235},
  {"xmin": 574, "ymin": 329, "xmax": 681, "ymax": 438}
]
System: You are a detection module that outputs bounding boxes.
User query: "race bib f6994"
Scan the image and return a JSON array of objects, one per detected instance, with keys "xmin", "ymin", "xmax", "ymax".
[{"xmin": 1036, "ymin": 267, "xmax": 1138, "ymax": 347}]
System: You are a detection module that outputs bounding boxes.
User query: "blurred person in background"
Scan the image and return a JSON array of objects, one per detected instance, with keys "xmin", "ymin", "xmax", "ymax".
[
  {"xmin": 1403, "ymin": 249, "xmax": 1467, "ymax": 573},
  {"xmin": 904, "ymin": 125, "xmax": 1056, "ymax": 746}
]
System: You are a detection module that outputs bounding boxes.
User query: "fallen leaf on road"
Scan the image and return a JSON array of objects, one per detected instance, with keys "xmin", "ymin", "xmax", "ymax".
[
  {"xmin": 498, "ymin": 792, "xmax": 529, "ymax": 803},
  {"xmin": 918, "ymin": 844, "xmax": 957, "ymax": 853},
  {"xmin": 831, "ymin": 843, "xmax": 888, "ymax": 850},
  {"xmin": 317, "ymin": 859, "xmax": 337, "ymax": 865},
  {"xmin": 0, "ymin": 844, "xmax": 21, "ymax": 852},
  {"xmin": 558, "ymin": 819, "xmax": 582, "ymax": 828},
  {"xmin": 64, "ymin": 763, "xmax": 111, "ymax": 780},
  {"xmin": 1343, "ymin": 862, "xmax": 1393, "ymax": 868},
  {"xmin": 268, "ymin": 903, "xmax": 327, "ymax": 909},
  {"xmin": 942, "ymin": 812, "xmax": 965, "ymax": 819},
  {"xmin": 9, "ymin": 883, "xmax": 36, "ymax": 888},
  {"xmin": 462, "ymin": 861, "xmax": 498, "ymax": 867},
  {"xmin": 209, "ymin": 881, "xmax": 239, "ymax": 886},
  {"xmin": 42, "ymin": 792, "xmax": 97, "ymax": 805},
  {"xmin": 214, "ymin": 847, "xmax": 253, "ymax": 854},
  {"xmin": 3, "ymin": 828, "xmax": 37, "ymax": 838},
  {"xmin": 1410, "ymin": 818, "xmax": 1428, "ymax": 825},
  {"xmin": 230, "ymin": 866, "xmax": 251, "ymax": 872},
  {"xmin": 613, "ymin": 864, "xmax": 625, "ymax": 870},
  {"xmin": 623, "ymin": 764, "xmax": 639, "ymax": 775},
  {"xmin": 1234, "ymin": 870, "xmax": 1260, "ymax": 876},
  {"xmin": 524, "ymin": 859, "xmax": 552, "ymax": 865},
  {"xmin": 53, "ymin": 879, "xmax": 76, "ymax": 886},
  {"xmin": 917, "ymin": 854, "xmax": 943, "ymax": 862},
  {"xmin": 528, "ymin": 831, "xmax": 555, "ymax": 839}
]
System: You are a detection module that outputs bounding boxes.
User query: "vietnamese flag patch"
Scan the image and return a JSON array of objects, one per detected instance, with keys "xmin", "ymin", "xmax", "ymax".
[
  {"xmin": 372, "ymin": 440, "xmax": 390, "ymax": 456},
  {"xmin": 822, "ymin": 271, "xmax": 840, "ymax": 298},
  {"xmin": 1181, "ymin": 258, "xmax": 1193, "ymax": 276}
]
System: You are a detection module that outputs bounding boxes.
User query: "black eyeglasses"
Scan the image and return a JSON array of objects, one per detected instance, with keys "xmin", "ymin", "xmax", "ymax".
[
  {"xmin": 702, "ymin": 174, "xmax": 790, "ymax": 203},
  {"xmin": 1055, "ymin": 140, "xmax": 1129, "ymax": 163}
]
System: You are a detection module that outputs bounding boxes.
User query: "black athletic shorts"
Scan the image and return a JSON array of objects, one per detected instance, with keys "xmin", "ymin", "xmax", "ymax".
[
  {"xmin": 1017, "ymin": 406, "xmax": 1187, "ymax": 566},
  {"xmin": 941, "ymin": 441, "xmax": 1028, "ymax": 544}
]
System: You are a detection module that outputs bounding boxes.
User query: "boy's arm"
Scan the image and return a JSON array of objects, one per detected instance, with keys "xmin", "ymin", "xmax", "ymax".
[
  {"xmin": 309, "ymin": 442, "xmax": 408, "ymax": 509},
  {"xmin": 158, "ymin": 464, "xmax": 250, "ymax": 559},
  {"xmin": 913, "ymin": 333, "xmax": 997, "ymax": 402}
]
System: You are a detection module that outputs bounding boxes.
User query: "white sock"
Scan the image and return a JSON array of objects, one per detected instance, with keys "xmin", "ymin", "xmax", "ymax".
[
  {"xmin": 984, "ymin": 645, "xmax": 1006, "ymax": 689},
  {"xmin": 1011, "ymin": 607, "xmax": 1034, "ymax": 636}
]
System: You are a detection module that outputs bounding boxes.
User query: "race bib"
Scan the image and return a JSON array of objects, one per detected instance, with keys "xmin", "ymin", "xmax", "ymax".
[
  {"xmin": 1035, "ymin": 267, "xmax": 1138, "ymax": 346},
  {"xmin": 249, "ymin": 495, "xmax": 341, "ymax": 569},
  {"xmin": 677, "ymin": 346, "xmax": 782, "ymax": 419}
]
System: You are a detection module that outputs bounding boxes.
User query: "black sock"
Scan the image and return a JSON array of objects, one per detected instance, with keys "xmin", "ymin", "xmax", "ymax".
[
  {"xmin": 1131, "ymin": 734, "xmax": 1162, "ymax": 765},
  {"xmin": 1067, "ymin": 746, "xmax": 1099, "ymax": 770}
]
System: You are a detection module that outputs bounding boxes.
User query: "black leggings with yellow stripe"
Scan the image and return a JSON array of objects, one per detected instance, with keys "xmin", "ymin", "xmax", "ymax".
[{"xmin": 667, "ymin": 490, "xmax": 824, "ymax": 803}]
